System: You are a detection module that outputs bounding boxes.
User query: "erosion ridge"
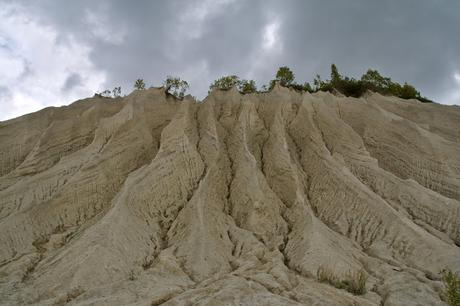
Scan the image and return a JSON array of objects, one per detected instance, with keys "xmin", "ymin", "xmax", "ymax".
[{"xmin": 0, "ymin": 85, "xmax": 459, "ymax": 305}]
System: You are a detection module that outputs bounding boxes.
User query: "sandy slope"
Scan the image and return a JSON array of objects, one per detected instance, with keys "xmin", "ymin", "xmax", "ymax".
[{"xmin": 0, "ymin": 85, "xmax": 459, "ymax": 305}]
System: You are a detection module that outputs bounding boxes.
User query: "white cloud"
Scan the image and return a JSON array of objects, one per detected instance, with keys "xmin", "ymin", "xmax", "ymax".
[
  {"xmin": 177, "ymin": 0, "xmax": 236, "ymax": 40},
  {"xmin": 262, "ymin": 19, "xmax": 281, "ymax": 51},
  {"xmin": 84, "ymin": 4, "xmax": 126, "ymax": 45},
  {"xmin": 440, "ymin": 72, "xmax": 460, "ymax": 105},
  {"xmin": 246, "ymin": 15, "xmax": 283, "ymax": 81},
  {"xmin": 0, "ymin": 3, "xmax": 106, "ymax": 121}
]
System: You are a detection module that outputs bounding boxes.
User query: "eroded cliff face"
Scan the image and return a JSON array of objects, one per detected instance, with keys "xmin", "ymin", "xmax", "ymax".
[{"xmin": 0, "ymin": 85, "xmax": 459, "ymax": 305}]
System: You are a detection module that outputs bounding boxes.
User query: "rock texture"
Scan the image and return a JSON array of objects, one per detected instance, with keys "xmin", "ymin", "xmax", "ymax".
[{"xmin": 0, "ymin": 86, "xmax": 459, "ymax": 305}]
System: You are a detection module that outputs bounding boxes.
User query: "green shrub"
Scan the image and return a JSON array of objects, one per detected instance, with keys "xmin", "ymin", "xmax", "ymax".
[
  {"xmin": 361, "ymin": 69, "xmax": 392, "ymax": 92},
  {"xmin": 164, "ymin": 76, "xmax": 189, "ymax": 99},
  {"xmin": 134, "ymin": 79, "xmax": 146, "ymax": 90},
  {"xmin": 441, "ymin": 269, "xmax": 460, "ymax": 306},
  {"xmin": 316, "ymin": 265, "xmax": 368, "ymax": 295},
  {"xmin": 112, "ymin": 86, "xmax": 122, "ymax": 98},
  {"xmin": 210, "ymin": 76, "xmax": 257, "ymax": 94},
  {"xmin": 100, "ymin": 90, "xmax": 112, "ymax": 98},
  {"xmin": 275, "ymin": 66, "xmax": 295, "ymax": 87},
  {"xmin": 210, "ymin": 75, "xmax": 240, "ymax": 91},
  {"xmin": 289, "ymin": 82, "xmax": 313, "ymax": 93},
  {"xmin": 310, "ymin": 64, "xmax": 433, "ymax": 102},
  {"xmin": 238, "ymin": 79, "xmax": 257, "ymax": 94}
]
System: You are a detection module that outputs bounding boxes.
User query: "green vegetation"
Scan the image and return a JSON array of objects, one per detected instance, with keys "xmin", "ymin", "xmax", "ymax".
[
  {"xmin": 263, "ymin": 64, "xmax": 432, "ymax": 102},
  {"xmin": 100, "ymin": 90, "xmax": 112, "ymax": 98},
  {"xmin": 268, "ymin": 67, "xmax": 313, "ymax": 92},
  {"xmin": 112, "ymin": 86, "xmax": 122, "ymax": 98},
  {"xmin": 275, "ymin": 66, "xmax": 295, "ymax": 87},
  {"xmin": 119, "ymin": 66, "xmax": 433, "ymax": 103},
  {"xmin": 209, "ymin": 75, "xmax": 257, "ymax": 94},
  {"xmin": 164, "ymin": 76, "xmax": 189, "ymax": 99},
  {"xmin": 210, "ymin": 75, "xmax": 240, "ymax": 91},
  {"xmin": 238, "ymin": 79, "xmax": 257, "ymax": 94},
  {"xmin": 317, "ymin": 265, "xmax": 368, "ymax": 295},
  {"xmin": 311, "ymin": 64, "xmax": 433, "ymax": 102},
  {"xmin": 441, "ymin": 269, "xmax": 460, "ymax": 306},
  {"xmin": 134, "ymin": 78, "xmax": 146, "ymax": 90}
]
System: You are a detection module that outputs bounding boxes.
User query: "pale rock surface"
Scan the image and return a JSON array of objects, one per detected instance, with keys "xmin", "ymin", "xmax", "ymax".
[{"xmin": 0, "ymin": 86, "xmax": 459, "ymax": 305}]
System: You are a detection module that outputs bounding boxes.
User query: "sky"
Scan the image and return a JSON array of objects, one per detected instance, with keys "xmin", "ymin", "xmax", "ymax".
[{"xmin": 1, "ymin": 0, "xmax": 460, "ymax": 120}]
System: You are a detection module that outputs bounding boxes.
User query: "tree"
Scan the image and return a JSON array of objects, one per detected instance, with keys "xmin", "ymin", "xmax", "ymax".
[
  {"xmin": 330, "ymin": 64, "xmax": 341, "ymax": 87},
  {"xmin": 238, "ymin": 79, "xmax": 257, "ymax": 94},
  {"xmin": 134, "ymin": 79, "xmax": 145, "ymax": 90},
  {"xmin": 313, "ymin": 74, "xmax": 332, "ymax": 92},
  {"xmin": 441, "ymin": 269, "xmax": 460, "ymax": 306},
  {"xmin": 100, "ymin": 89, "xmax": 112, "ymax": 98},
  {"xmin": 275, "ymin": 66, "xmax": 295, "ymax": 86},
  {"xmin": 209, "ymin": 75, "xmax": 240, "ymax": 91},
  {"xmin": 361, "ymin": 69, "xmax": 392, "ymax": 90},
  {"xmin": 304, "ymin": 82, "xmax": 313, "ymax": 93},
  {"xmin": 164, "ymin": 76, "xmax": 189, "ymax": 99},
  {"xmin": 112, "ymin": 86, "xmax": 121, "ymax": 98},
  {"xmin": 399, "ymin": 82, "xmax": 420, "ymax": 100}
]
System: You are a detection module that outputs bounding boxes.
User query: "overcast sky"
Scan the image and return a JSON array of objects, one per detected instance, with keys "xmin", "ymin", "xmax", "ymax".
[{"xmin": 1, "ymin": 0, "xmax": 460, "ymax": 120}]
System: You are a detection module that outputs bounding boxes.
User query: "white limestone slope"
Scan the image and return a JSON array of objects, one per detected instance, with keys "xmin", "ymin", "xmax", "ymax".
[{"xmin": 0, "ymin": 86, "xmax": 459, "ymax": 305}]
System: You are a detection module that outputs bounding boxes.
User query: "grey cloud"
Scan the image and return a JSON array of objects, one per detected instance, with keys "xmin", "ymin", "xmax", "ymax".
[
  {"xmin": 5, "ymin": 0, "xmax": 460, "ymax": 104},
  {"xmin": 62, "ymin": 73, "xmax": 83, "ymax": 92}
]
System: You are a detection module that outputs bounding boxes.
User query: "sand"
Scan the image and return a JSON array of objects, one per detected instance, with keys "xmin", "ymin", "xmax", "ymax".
[{"xmin": 0, "ymin": 85, "xmax": 459, "ymax": 305}]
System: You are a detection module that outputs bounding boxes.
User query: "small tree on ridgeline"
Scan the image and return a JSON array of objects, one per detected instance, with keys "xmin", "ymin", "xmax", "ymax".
[
  {"xmin": 330, "ymin": 63, "xmax": 342, "ymax": 88},
  {"xmin": 134, "ymin": 79, "xmax": 145, "ymax": 90},
  {"xmin": 209, "ymin": 75, "xmax": 240, "ymax": 91},
  {"xmin": 164, "ymin": 76, "xmax": 189, "ymax": 99},
  {"xmin": 361, "ymin": 69, "xmax": 392, "ymax": 91},
  {"xmin": 275, "ymin": 66, "xmax": 295, "ymax": 87},
  {"xmin": 238, "ymin": 79, "xmax": 257, "ymax": 94},
  {"xmin": 101, "ymin": 89, "xmax": 112, "ymax": 98},
  {"xmin": 112, "ymin": 86, "xmax": 122, "ymax": 98}
]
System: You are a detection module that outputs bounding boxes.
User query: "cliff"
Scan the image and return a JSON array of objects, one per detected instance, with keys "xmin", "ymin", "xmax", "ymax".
[{"xmin": 1, "ymin": 85, "xmax": 459, "ymax": 305}]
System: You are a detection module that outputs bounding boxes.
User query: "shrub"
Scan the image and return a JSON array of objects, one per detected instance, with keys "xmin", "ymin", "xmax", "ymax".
[
  {"xmin": 112, "ymin": 86, "xmax": 122, "ymax": 98},
  {"xmin": 275, "ymin": 66, "xmax": 295, "ymax": 87},
  {"xmin": 134, "ymin": 79, "xmax": 146, "ymax": 90},
  {"xmin": 210, "ymin": 76, "xmax": 257, "ymax": 94},
  {"xmin": 97, "ymin": 90, "xmax": 112, "ymax": 98},
  {"xmin": 361, "ymin": 69, "xmax": 392, "ymax": 91},
  {"xmin": 164, "ymin": 76, "xmax": 189, "ymax": 99},
  {"xmin": 339, "ymin": 77, "xmax": 366, "ymax": 98},
  {"xmin": 289, "ymin": 82, "xmax": 313, "ymax": 93},
  {"xmin": 238, "ymin": 79, "xmax": 257, "ymax": 94},
  {"xmin": 399, "ymin": 82, "xmax": 420, "ymax": 100},
  {"xmin": 210, "ymin": 75, "xmax": 240, "ymax": 91},
  {"xmin": 441, "ymin": 269, "xmax": 460, "ymax": 306},
  {"xmin": 343, "ymin": 269, "xmax": 368, "ymax": 295},
  {"xmin": 316, "ymin": 265, "xmax": 368, "ymax": 295},
  {"xmin": 310, "ymin": 64, "xmax": 432, "ymax": 102}
]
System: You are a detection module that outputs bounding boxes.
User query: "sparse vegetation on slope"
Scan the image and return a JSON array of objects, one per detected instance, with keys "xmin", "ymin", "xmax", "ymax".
[
  {"xmin": 134, "ymin": 78, "xmax": 146, "ymax": 90},
  {"xmin": 164, "ymin": 76, "xmax": 189, "ymax": 99},
  {"xmin": 317, "ymin": 265, "xmax": 368, "ymax": 295},
  {"xmin": 442, "ymin": 269, "xmax": 460, "ymax": 306},
  {"xmin": 209, "ymin": 75, "xmax": 257, "ymax": 94}
]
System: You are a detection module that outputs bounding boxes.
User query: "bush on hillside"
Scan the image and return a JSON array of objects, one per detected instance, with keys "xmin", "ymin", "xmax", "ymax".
[
  {"xmin": 134, "ymin": 79, "xmax": 146, "ymax": 90},
  {"xmin": 112, "ymin": 86, "xmax": 122, "ymax": 98},
  {"xmin": 311, "ymin": 64, "xmax": 432, "ymax": 102},
  {"xmin": 317, "ymin": 265, "xmax": 368, "ymax": 295},
  {"xmin": 164, "ymin": 76, "xmax": 189, "ymax": 99},
  {"xmin": 275, "ymin": 66, "xmax": 295, "ymax": 87},
  {"xmin": 441, "ymin": 269, "xmax": 460, "ymax": 306},
  {"xmin": 238, "ymin": 79, "xmax": 257, "ymax": 94},
  {"xmin": 210, "ymin": 75, "xmax": 257, "ymax": 94},
  {"xmin": 209, "ymin": 75, "xmax": 240, "ymax": 91}
]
